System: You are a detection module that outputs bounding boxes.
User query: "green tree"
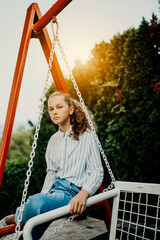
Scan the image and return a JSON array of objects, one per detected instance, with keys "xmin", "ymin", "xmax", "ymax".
[
  {"xmin": 71, "ymin": 42, "xmax": 110, "ymax": 110},
  {"xmin": 0, "ymin": 126, "xmax": 34, "ymax": 218},
  {"xmin": 103, "ymin": 18, "xmax": 160, "ymax": 183},
  {"xmin": 7, "ymin": 126, "xmax": 33, "ymax": 162}
]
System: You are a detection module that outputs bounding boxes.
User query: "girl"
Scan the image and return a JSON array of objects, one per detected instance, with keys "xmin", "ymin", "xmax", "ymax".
[{"xmin": 0, "ymin": 92, "xmax": 104, "ymax": 239}]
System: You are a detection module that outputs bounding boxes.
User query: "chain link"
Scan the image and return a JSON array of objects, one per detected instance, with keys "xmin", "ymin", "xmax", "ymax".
[
  {"xmin": 13, "ymin": 22, "xmax": 58, "ymax": 240},
  {"xmin": 55, "ymin": 32, "xmax": 116, "ymax": 191},
  {"xmin": 44, "ymin": 215, "xmax": 78, "ymax": 240}
]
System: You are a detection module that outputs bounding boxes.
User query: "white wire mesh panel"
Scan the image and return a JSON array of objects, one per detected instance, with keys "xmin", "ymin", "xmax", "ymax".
[{"xmin": 109, "ymin": 181, "xmax": 160, "ymax": 240}]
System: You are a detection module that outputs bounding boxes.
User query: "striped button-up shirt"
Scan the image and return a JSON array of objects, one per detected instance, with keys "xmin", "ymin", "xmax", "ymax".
[{"xmin": 41, "ymin": 127, "xmax": 104, "ymax": 196}]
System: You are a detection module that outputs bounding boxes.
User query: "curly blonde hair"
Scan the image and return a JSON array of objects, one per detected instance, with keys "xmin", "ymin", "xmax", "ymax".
[{"xmin": 48, "ymin": 92, "xmax": 91, "ymax": 140}]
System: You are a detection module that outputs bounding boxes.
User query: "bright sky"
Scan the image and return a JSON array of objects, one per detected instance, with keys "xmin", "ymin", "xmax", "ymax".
[{"xmin": 0, "ymin": 0, "xmax": 159, "ymax": 128}]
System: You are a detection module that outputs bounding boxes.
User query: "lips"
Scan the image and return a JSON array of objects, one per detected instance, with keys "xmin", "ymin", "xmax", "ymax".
[{"xmin": 53, "ymin": 117, "xmax": 59, "ymax": 120}]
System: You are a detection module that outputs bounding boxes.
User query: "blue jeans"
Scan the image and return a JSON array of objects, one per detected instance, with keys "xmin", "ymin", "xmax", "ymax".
[{"xmin": 16, "ymin": 178, "xmax": 81, "ymax": 239}]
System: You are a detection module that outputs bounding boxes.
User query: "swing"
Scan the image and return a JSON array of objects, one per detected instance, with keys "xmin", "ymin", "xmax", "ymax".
[
  {"xmin": 21, "ymin": 19, "xmax": 160, "ymax": 240},
  {"xmin": 0, "ymin": 1, "xmax": 160, "ymax": 240}
]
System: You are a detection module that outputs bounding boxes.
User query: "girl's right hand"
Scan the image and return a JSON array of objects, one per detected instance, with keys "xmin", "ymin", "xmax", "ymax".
[{"xmin": 69, "ymin": 189, "xmax": 90, "ymax": 215}]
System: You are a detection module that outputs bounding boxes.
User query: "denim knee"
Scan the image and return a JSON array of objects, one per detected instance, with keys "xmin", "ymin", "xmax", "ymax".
[
  {"xmin": 15, "ymin": 193, "xmax": 46, "ymax": 225},
  {"xmin": 26, "ymin": 194, "xmax": 45, "ymax": 215}
]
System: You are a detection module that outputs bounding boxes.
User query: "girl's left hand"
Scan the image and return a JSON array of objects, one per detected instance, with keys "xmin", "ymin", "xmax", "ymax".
[{"xmin": 69, "ymin": 189, "xmax": 90, "ymax": 215}]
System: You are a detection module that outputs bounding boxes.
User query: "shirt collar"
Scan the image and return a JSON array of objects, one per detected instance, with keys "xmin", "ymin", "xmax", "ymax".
[{"xmin": 58, "ymin": 126, "xmax": 72, "ymax": 138}]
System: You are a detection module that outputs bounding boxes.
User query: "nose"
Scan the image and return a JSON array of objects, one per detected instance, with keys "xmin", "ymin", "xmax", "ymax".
[{"xmin": 53, "ymin": 109, "xmax": 58, "ymax": 115}]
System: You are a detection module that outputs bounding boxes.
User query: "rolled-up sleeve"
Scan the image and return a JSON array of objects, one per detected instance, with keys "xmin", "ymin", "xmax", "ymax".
[{"xmin": 82, "ymin": 133, "xmax": 104, "ymax": 196}]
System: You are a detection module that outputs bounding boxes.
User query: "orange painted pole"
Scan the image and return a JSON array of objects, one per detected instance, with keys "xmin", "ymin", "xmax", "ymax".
[
  {"xmin": 0, "ymin": 5, "xmax": 36, "ymax": 186},
  {"xmin": 32, "ymin": 4, "xmax": 70, "ymax": 93},
  {"xmin": 33, "ymin": 0, "xmax": 72, "ymax": 34},
  {"xmin": 0, "ymin": 2, "xmax": 71, "ymax": 186}
]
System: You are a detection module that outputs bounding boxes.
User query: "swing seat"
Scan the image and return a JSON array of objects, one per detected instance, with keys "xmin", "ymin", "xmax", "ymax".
[
  {"xmin": 22, "ymin": 188, "xmax": 118, "ymax": 240},
  {"xmin": 21, "ymin": 181, "xmax": 160, "ymax": 240}
]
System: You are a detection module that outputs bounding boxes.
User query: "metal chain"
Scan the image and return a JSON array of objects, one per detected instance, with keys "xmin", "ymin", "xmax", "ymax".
[
  {"xmin": 13, "ymin": 22, "xmax": 58, "ymax": 240},
  {"xmin": 54, "ymin": 33, "xmax": 116, "ymax": 191},
  {"xmin": 45, "ymin": 20, "xmax": 116, "ymax": 238},
  {"xmin": 44, "ymin": 215, "xmax": 78, "ymax": 240}
]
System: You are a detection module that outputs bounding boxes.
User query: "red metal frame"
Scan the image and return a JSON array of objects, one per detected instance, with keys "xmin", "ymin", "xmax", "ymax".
[
  {"xmin": 0, "ymin": 224, "xmax": 16, "ymax": 237},
  {"xmin": 0, "ymin": 0, "xmax": 112, "ymax": 235},
  {"xmin": 0, "ymin": 1, "xmax": 71, "ymax": 186}
]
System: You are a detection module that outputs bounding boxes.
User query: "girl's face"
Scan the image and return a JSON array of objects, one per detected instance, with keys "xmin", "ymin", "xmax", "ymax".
[{"xmin": 48, "ymin": 95, "xmax": 74, "ymax": 131}]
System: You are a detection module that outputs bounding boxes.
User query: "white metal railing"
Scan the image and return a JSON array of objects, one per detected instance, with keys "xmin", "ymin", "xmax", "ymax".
[
  {"xmin": 23, "ymin": 189, "xmax": 119, "ymax": 240},
  {"xmin": 109, "ymin": 181, "xmax": 160, "ymax": 240}
]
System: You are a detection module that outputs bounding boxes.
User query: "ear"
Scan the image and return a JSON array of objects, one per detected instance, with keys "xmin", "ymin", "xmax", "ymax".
[{"xmin": 69, "ymin": 106, "xmax": 74, "ymax": 115}]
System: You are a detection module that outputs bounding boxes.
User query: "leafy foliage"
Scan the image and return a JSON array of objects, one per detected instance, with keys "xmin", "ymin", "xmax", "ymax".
[
  {"xmin": 71, "ymin": 17, "xmax": 160, "ymax": 184},
  {"xmin": 103, "ymin": 19, "xmax": 160, "ymax": 183},
  {"xmin": 0, "ymin": 127, "xmax": 34, "ymax": 218}
]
